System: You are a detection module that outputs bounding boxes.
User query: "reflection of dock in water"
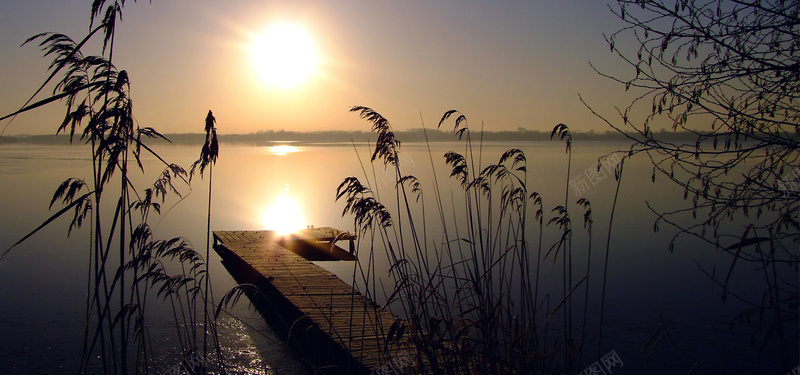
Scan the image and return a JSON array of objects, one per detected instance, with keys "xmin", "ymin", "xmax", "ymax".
[
  {"xmin": 277, "ymin": 226, "xmax": 358, "ymax": 261},
  {"xmin": 213, "ymin": 228, "xmax": 407, "ymax": 374}
]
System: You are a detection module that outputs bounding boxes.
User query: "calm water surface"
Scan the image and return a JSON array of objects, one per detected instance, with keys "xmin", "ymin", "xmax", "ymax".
[{"xmin": 0, "ymin": 141, "xmax": 794, "ymax": 374}]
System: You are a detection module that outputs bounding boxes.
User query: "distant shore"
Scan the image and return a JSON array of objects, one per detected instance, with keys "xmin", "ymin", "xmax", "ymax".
[{"xmin": 0, "ymin": 128, "xmax": 701, "ymax": 145}]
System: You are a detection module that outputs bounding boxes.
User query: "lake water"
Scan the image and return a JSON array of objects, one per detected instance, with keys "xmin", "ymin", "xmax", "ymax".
[{"xmin": 0, "ymin": 140, "xmax": 795, "ymax": 374}]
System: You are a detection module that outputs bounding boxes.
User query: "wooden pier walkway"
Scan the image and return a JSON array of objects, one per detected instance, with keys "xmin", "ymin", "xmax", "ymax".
[{"xmin": 213, "ymin": 229, "xmax": 410, "ymax": 374}]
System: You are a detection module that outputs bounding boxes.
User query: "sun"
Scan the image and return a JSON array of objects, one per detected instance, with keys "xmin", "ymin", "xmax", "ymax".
[
  {"xmin": 250, "ymin": 22, "xmax": 319, "ymax": 88},
  {"xmin": 262, "ymin": 190, "xmax": 305, "ymax": 235}
]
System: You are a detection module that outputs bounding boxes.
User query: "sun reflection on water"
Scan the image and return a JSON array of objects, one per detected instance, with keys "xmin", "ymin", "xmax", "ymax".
[
  {"xmin": 261, "ymin": 185, "xmax": 304, "ymax": 234},
  {"xmin": 268, "ymin": 145, "xmax": 299, "ymax": 155}
]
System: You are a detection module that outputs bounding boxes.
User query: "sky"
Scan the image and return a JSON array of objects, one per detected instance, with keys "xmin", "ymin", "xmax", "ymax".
[{"xmin": 0, "ymin": 1, "xmax": 634, "ymax": 135}]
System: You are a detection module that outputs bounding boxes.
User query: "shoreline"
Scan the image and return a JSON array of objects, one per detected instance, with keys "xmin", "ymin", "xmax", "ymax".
[{"xmin": 0, "ymin": 129, "xmax": 694, "ymax": 146}]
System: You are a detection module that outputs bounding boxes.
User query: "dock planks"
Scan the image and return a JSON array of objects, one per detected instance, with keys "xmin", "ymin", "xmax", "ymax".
[{"xmin": 213, "ymin": 230, "xmax": 409, "ymax": 374}]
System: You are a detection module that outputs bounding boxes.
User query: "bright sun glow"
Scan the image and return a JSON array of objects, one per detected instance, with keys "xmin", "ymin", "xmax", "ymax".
[
  {"xmin": 262, "ymin": 190, "xmax": 305, "ymax": 235},
  {"xmin": 251, "ymin": 22, "xmax": 319, "ymax": 88}
]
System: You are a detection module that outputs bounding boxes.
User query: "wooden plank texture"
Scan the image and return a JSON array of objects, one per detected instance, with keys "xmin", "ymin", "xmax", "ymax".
[{"xmin": 213, "ymin": 230, "xmax": 411, "ymax": 375}]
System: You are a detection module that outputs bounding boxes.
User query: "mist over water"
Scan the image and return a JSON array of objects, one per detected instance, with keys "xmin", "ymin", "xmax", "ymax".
[{"xmin": 0, "ymin": 141, "xmax": 793, "ymax": 374}]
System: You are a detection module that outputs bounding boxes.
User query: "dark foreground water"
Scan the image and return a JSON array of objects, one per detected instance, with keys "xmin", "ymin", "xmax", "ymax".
[{"xmin": 0, "ymin": 141, "xmax": 795, "ymax": 374}]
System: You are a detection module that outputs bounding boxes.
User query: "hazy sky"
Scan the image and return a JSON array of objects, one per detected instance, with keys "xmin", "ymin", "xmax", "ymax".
[{"xmin": 0, "ymin": 1, "xmax": 633, "ymax": 135}]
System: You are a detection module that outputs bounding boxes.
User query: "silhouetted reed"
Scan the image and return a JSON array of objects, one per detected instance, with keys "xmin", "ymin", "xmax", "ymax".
[
  {"xmin": 342, "ymin": 105, "xmax": 796, "ymax": 374},
  {"xmin": 191, "ymin": 109, "xmax": 221, "ymax": 369},
  {"xmin": 338, "ymin": 106, "xmax": 625, "ymax": 374},
  {"xmin": 1, "ymin": 1, "xmax": 224, "ymax": 373}
]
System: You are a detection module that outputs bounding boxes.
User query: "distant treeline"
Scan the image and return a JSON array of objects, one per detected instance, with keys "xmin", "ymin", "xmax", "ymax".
[{"xmin": 0, "ymin": 129, "xmax": 702, "ymax": 145}]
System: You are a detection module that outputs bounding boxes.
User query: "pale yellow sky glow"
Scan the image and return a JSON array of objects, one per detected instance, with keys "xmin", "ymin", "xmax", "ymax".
[
  {"xmin": 250, "ymin": 22, "xmax": 320, "ymax": 88},
  {"xmin": 0, "ymin": 1, "xmax": 632, "ymax": 135}
]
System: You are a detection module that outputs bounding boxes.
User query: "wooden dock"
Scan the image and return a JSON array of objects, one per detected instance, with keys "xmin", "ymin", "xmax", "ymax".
[{"xmin": 213, "ymin": 229, "xmax": 410, "ymax": 374}]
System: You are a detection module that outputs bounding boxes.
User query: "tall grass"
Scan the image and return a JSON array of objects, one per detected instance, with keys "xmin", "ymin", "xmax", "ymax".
[
  {"xmin": 339, "ymin": 105, "xmax": 798, "ymax": 373},
  {"xmin": 337, "ymin": 106, "xmax": 626, "ymax": 374},
  {"xmin": 1, "ymin": 1, "xmax": 223, "ymax": 373},
  {"xmin": 191, "ymin": 109, "xmax": 221, "ymax": 365}
]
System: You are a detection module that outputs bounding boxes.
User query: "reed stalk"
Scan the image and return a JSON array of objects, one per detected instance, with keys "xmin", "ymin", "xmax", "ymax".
[
  {"xmin": 1, "ymin": 2, "xmax": 225, "ymax": 373},
  {"xmin": 597, "ymin": 157, "xmax": 625, "ymax": 359},
  {"xmin": 338, "ymin": 107, "xmax": 624, "ymax": 374}
]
